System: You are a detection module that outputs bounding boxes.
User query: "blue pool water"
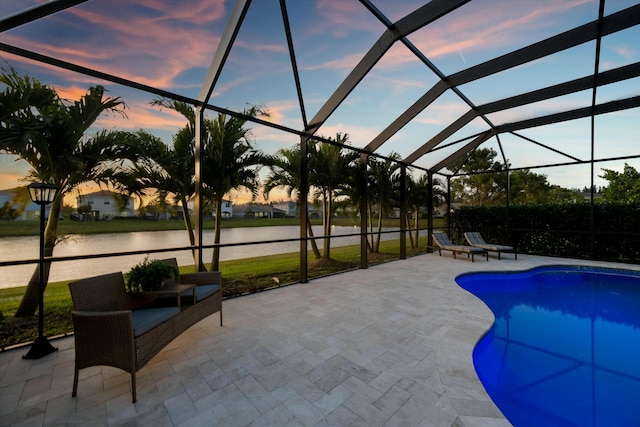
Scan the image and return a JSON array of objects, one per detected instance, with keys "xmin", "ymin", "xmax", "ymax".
[{"xmin": 456, "ymin": 265, "xmax": 640, "ymax": 427}]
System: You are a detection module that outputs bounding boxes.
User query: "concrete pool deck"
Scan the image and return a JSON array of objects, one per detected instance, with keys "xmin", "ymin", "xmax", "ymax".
[{"xmin": 1, "ymin": 253, "xmax": 637, "ymax": 426}]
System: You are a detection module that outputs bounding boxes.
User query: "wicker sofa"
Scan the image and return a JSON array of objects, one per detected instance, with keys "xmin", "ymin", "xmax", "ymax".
[{"xmin": 68, "ymin": 258, "xmax": 222, "ymax": 402}]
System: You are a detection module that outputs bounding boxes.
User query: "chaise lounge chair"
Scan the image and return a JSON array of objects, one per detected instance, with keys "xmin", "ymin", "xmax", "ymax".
[
  {"xmin": 432, "ymin": 231, "xmax": 488, "ymax": 262},
  {"xmin": 464, "ymin": 231, "xmax": 517, "ymax": 260}
]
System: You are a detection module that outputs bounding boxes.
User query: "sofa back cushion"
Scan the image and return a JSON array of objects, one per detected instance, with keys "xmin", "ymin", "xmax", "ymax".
[{"xmin": 69, "ymin": 272, "xmax": 131, "ymax": 311}]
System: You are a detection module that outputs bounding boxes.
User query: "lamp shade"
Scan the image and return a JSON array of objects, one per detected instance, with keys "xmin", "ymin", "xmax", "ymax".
[{"xmin": 27, "ymin": 182, "xmax": 59, "ymax": 205}]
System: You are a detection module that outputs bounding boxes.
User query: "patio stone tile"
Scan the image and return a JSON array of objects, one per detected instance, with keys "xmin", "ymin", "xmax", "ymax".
[
  {"xmin": 42, "ymin": 392, "xmax": 78, "ymax": 424},
  {"xmin": 234, "ymin": 374, "xmax": 268, "ymax": 397},
  {"xmin": 210, "ymin": 382, "xmax": 261, "ymax": 424},
  {"xmin": 132, "ymin": 400, "xmax": 170, "ymax": 426},
  {"xmin": 309, "ymin": 358, "xmax": 352, "ymax": 393},
  {"xmin": 1, "ymin": 399, "xmax": 45, "ymax": 425},
  {"xmin": 105, "ymin": 390, "xmax": 138, "ymax": 424},
  {"xmin": 246, "ymin": 385, "xmax": 298, "ymax": 415},
  {"xmin": 286, "ymin": 377, "xmax": 325, "ymax": 403},
  {"xmin": 339, "ymin": 359, "xmax": 378, "ymax": 384},
  {"xmin": 282, "ymin": 394, "xmax": 325, "ymax": 426},
  {"xmin": 0, "ymin": 380, "xmax": 23, "ymax": 416},
  {"xmin": 281, "ymin": 348, "xmax": 326, "ymax": 376},
  {"xmin": 312, "ymin": 384, "xmax": 353, "ymax": 415},
  {"xmin": 3, "ymin": 254, "xmax": 633, "ymax": 425},
  {"xmin": 148, "ymin": 358, "xmax": 175, "ymax": 382},
  {"xmin": 247, "ymin": 359, "xmax": 300, "ymax": 392},
  {"xmin": 340, "ymin": 375, "xmax": 382, "ymax": 402},
  {"xmin": 373, "ymin": 384, "xmax": 412, "ymax": 416},
  {"xmin": 180, "ymin": 372, "xmax": 214, "ymax": 402},
  {"xmin": 178, "ymin": 403, "xmax": 231, "ymax": 427},
  {"xmin": 194, "ymin": 358, "xmax": 224, "ymax": 382},
  {"xmin": 457, "ymin": 416, "xmax": 513, "ymax": 427},
  {"xmin": 368, "ymin": 371, "xmax": 402, "ymax": 394},
  {"xmin": 314, "ymin": 405, "xmax": 358, "ymax": 426},
  {"xmin": 248, "ymin": 344, "xmax": 280, "ymax": 366},
  {"xmin": 342, "ymin": 393, "xmax": 389, "ymax": 427},
  {"xmin": 164, "ymin": 391, "xmax": 198, "ymax": 425},
  {"xmin": 207, "ymin": 367, "xmax": 249, "ymax": 392},
  {"xmin": 66, "ymin": 401, "xmax": 108, "ymax": 425},
  {"xmin": 384, "ymin": 395, "xmax": 443, "ymax": 427},
  {"xmin": 396, "ymin": 378, "xmax": 442, "ymax": 406},
  {"xmin": 246, "ymin": 404, "xmax": 297, "ymax": 427}
]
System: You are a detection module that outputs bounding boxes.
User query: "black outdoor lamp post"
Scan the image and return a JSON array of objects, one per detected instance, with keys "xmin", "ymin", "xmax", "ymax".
[{"xmin": 23, "ymin": 182, "xmax": 59, "ymax": 360}]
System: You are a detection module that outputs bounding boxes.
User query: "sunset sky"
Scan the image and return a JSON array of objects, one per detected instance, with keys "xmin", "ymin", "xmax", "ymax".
[{"xmin": 1, "ymin": 0, "xmax": 640, "ymax": 205}]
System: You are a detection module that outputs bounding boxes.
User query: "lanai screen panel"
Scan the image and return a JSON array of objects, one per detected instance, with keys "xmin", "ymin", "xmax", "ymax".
[{"xmin": 1, "ymin": 0, "xmax": 640, "ymax": 193}]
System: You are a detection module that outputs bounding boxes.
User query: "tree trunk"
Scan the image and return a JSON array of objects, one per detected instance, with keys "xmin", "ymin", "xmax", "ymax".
[
  {"xmin": 366, "ymin": 202, "xmax": 374, "ymax": 252},
  {"xmin": 374, "ymin": 209, "xmax": 382, "ymax": 253},
  {"xmin": 322, "ymin": 194, "xmax": 327, "ymax": 258},
  {"xmin": 406, "ymin": 214, "xmax": 415, "ymax": 248},
  {"xmin": 322, "ymin": 193, "xmax": 333, "ymax": 259},
  {"xmin": 211, "ymin": 195, "xmax": 223, "ymax": 271},
  {"xmin": 306, "ymin": 215, "xmax": 321, "ymax": 260},
  {"xmin": 181, "ymin": 195, "xmax": 197, "ymax": 263},
  {"xmin": 15, "ymin": 198, "xmax": 61, "ymax": 317},
  {"xmin": 414, "ymin": 211, "xmax": 420, "ymax": 248}
]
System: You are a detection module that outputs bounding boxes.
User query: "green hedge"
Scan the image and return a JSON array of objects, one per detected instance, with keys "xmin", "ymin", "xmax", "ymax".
[{"xmin": 451, "ymin": 202, "xmax": 640, "ymax": 263}]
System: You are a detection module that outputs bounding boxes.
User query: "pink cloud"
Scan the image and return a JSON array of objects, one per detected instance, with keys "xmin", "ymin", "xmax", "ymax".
[
  {"xmin": 5, "ymin": 1, "xmax": 229, "ymax": 91},
  {"xmin": 306, "ymin": 0, "xmax": 594, "ymax": 74},
  {"xmin": 303, "ymin": 51, "xmax": 366, "ymax": 73},
  {"xmin": 95, "ymin": 102, "xmax": 188, "ymax": 134},
  {"xmin": 614, "ymin": 46, "xmax": 636, "ymax": 59},
  {"xmin": 313, "ymin": 0, "xmax": 375, "ymax": 37},
  {"xmin": 397, "ymin": 0, "xmax": 593, "ymax": 65}
]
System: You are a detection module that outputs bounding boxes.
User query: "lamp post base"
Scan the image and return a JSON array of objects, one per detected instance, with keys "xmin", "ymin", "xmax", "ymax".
[{"xmin": 22, "ymin": 336, "xmax": 58, "ymax": 360}]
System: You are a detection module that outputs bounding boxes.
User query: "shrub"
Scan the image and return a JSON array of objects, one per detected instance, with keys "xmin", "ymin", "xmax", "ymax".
[
  {"xmin": 124, "ymin": 257, "xmax": 178, "ymax": 293},
  {"xmin": 452, "ymin": 201, "xmax": 640, "ymax": 263}
]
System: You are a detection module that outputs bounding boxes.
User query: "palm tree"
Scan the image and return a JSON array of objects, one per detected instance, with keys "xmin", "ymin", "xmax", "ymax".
[
  {"xmin": 405, "ymin": 173, "xmax": 446, "ymax": 248},
  {"xmin": 0, "ymin": 68, "xmax": 140, "ymax": 316},
  {"xmin": 367, "ymin": 153, "xmax": 401, "ymax": 253},
  {"xmin": 334, "ymin": 154, "xmax": 369, "ymax": 242},
  {"xmin": 308, "ymin": 134, "xmax": 357, "ymax": 260},
  {"xmin": 263, "ymin": 145, "xmax": 321, "ymax": 259},
  {"xmin": 203, "ymin": 107, "xmax": 268, "ymax": 271},
  {"xmin": 405, "ymin": 173, "xmax": 425, "ymax": 248},
  {"xmin": 129, "ymin": 99, "xmax": 199, "ymax": 260}
]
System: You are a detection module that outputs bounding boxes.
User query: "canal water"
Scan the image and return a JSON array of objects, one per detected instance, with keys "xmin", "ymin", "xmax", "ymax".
[{"xmin": 0, "ymin": 225, "xmax": 398, "ymax": 289}]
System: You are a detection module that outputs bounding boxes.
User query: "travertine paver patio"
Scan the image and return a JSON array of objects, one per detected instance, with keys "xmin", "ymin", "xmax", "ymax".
[{"xmin": 1, "ymin": 253, "xmax": 635, "ymax": 426}]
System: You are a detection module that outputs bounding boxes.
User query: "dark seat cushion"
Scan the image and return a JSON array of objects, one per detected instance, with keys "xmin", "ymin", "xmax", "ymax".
[
  {"xmin": 131, "ymin": 307, "xmax": 179, "ymax": 337},
  {"xmin": 444, "ymin": 245, "xmax": 485, "ymax": 253},
  {"xmin": 182, "ymin": 285, "xmax": 221, "ymax": 304}
]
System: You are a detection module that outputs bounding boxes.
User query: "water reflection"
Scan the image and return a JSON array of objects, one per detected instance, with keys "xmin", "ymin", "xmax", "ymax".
[{"xmin": 0, "ymin": 225, "xmax": 396, "ymax": 289}]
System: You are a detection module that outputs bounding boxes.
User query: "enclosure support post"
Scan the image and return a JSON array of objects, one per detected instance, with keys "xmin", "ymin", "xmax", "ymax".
[
  {"xmin": 359, "ymin": 153, "xmax": 369, "ymax": 269},
  {"xmin": 299, "ymin": 136, "xmax": 309, "ymax": 283},
  {"xmin": 400, "ymin": 165, "xmax": 407, "ymax": 259},
  {"xmin": 427, "ymin": 172, "xmax": 434, "ymax": 253},
  {"xmin": 194, "ymin": 107, "xmax": 204, "ymax": 271}
]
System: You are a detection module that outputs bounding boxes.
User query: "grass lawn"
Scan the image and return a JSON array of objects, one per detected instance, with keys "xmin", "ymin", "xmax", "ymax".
[{"xmin": 0, "ymin": 234, "xmax": 431, "ymax": 349}]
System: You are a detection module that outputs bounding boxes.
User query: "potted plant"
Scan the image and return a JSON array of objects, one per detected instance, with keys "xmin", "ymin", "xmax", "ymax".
[{"xmin": 125, "ymin": 257, "xmax": 179, "ymax": 294}]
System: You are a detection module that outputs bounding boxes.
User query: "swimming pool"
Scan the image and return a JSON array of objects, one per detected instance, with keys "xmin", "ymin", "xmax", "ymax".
[{"xmin": 456, "ymin": 265, "xmax": 640, "ymax": 427}]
